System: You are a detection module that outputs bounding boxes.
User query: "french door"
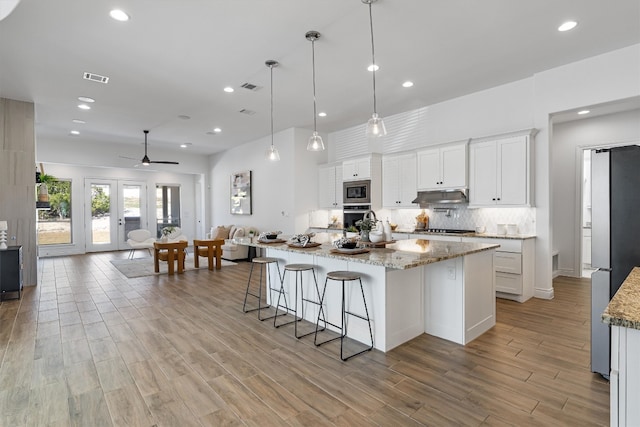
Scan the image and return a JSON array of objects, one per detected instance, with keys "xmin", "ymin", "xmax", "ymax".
[{"xmin": 85, "ymin": 179, "xmax": 148, "ymax": 252}]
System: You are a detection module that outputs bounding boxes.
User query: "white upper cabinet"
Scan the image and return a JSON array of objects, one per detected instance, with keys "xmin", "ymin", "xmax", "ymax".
[
  {"xmin": 417, "ymin": 142, "xmax": 467, "ymax": 190},
  {"xmin": 382, "ymin": 153, "xmax": 417, "ymax": 208},
  {"xmin": 318, "ymin": 164, "xmax": 343, "ymax": 209},
  {"xmin": 469, "ymin": 131, "xmax": 535, "ymax": 207},
  {"xmin": 342, "ymin": 157, "xmax": 372, "ymax": 181}
]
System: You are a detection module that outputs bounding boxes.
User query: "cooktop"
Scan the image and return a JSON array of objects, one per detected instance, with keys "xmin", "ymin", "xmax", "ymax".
[{"xmin": 415, "ymin": 228, "xmax": 475, "ymax": 234}]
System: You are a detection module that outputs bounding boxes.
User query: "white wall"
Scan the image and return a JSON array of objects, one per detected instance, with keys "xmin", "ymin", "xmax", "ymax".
[
  {"xmin": 209, "ymin": 128, "xmax": 328, "ymax": 235},
  {"xmin": 37, "ymin": 162, "xmax": 202, "ymax": 257},
  {"xmin": 552, "ymin": 108, "xmax": 640, "ymax": 277}
]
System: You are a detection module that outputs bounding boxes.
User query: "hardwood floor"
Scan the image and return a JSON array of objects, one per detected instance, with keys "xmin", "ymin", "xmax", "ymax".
[{"xmin": 0, "ymin": 253, "xmax": 609, "ymax": 426}]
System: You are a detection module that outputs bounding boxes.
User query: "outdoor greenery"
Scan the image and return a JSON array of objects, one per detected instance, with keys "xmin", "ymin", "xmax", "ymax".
[
  {"xmin": 91, "ymin": 186, "xmax": 110, "ymax": 216},
  {"xmin": 38, "ymin": 180, "xmax": 71, "ymax": 220}
]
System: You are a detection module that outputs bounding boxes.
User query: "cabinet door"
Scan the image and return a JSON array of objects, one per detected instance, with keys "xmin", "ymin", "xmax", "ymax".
[
  {"xmin": 318, "ymin": 166, "xmax": 338, "ymax": 208},
  {"xmin": 343, "ymin": 158, "xmax": 370, "ymax": 180},
  {"xmin": 498, "ymin": 136, "xmax": 528, "ymax": 205},
  {"xmin": 441, "ymin": 144, "xmax": 467, "ymax": 188},
  {"xmin": 334, "ymin": 166, "xmax": 343, "ymax": 208},
  {"xmin": 469, "ymin": 141, "xmax": 498, "ymax": 205},
  {"xmin": 417, "ymin": 148, "xmax": 440, "ymax": 190},
  {"xmin": 355, "ymin": 158, "xmax": 371, "ymax": 179},
  {"xmin": 398, "ymin": 154, "xmax": 417, "ymax": 206},
  {"xmin": 382, "ymin": 157, "xmax": 401, "ymax": 208}
]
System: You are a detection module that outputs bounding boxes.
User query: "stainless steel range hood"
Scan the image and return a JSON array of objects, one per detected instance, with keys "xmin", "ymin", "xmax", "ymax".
[{"xmin": 411, "ymin": 189, "xmax": 469, "ymax": 206}]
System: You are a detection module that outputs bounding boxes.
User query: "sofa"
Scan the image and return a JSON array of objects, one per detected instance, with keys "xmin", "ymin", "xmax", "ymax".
[{"xmin": 209, "ymin": 225, "xmax": 251, "ymax": 260}]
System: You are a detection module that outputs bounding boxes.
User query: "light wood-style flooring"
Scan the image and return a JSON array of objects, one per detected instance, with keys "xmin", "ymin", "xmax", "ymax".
[{"xmin": 0, "ymin": 252, "xmax": 609, "ymax": 426}]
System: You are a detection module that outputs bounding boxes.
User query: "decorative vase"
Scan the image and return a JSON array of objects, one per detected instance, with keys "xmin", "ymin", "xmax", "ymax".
[
  {"xmin": 360, "ymin": 230, "xmax": 370, "ymax": 242},
  {"xmin": 38, "ymin": 183, "xmax": 49, "ymax": 202},
  {"xmin": 161, "ymin": 235, "xmax": 168, "ymax": 243}
]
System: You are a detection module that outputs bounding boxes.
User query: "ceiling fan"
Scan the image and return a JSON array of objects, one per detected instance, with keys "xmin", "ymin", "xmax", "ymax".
[{"xmin": 138, "ymin": 130, "xmax": 179, "ymax": 165}]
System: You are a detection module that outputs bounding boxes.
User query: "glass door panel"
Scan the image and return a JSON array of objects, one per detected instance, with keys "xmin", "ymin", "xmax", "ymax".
[
  {"xmin": 85, "ymin": 179, "xmax": 148, "ymax": 253},
  {"xmin": 119, "ymin": 181, "xmax": 147, "ymax": 250},
  {"xmin": 86, "ymin": 179, "xmax": 118, "ymax": 252}
]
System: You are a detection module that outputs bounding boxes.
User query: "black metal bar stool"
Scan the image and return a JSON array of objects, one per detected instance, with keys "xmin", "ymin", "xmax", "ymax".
[
  {"xmin": 314, "ymin": 270, "xmax": 373, "ymax": 361},
  {"xmin": 242, "ymin": 257, "xmax": 285, "ymax": 321},
  {"xmin": 274, "ymin": 263, "xmax": 326, "ymax": 338}
]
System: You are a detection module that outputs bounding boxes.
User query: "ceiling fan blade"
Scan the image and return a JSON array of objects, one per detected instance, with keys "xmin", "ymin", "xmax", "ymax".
[{"xmin": 149, "ymin": 160, "xmax": 180, "ymax": 165}]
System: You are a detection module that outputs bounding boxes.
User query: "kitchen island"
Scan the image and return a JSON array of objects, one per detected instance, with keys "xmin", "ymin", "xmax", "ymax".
[
  {"xmin": 238, "ymin": 233, "xmax": 499, "ymax": 351},
  {"xmin": 602, "ymin": 267, "xmax": 640, "ymax": 426}
]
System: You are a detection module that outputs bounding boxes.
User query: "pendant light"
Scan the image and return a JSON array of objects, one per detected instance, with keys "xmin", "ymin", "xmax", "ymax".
[
  {"xmin": 305, "ymin": 30, "xmax": 325, "ymax": 151},
  {"xmin": 362, "ymin": 0, "xmax": 386, "ymax": 138},
  {"xmin": 265, "ymin": 60, "xmax": 280, "ymax": 161}
]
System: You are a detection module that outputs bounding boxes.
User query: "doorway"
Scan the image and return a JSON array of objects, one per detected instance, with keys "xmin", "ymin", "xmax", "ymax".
[
  {"xmin": 581, "ymin": 150, "xmax": 595, "ymax": 278},
  {"xmin": 85, "ymin": 179, "xmax": 148, "ymax": 252}
]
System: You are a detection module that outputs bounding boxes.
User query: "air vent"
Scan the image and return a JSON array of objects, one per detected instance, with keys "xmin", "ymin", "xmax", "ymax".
[
  {"xmin": 238, "ymin": 108, "xmax": 256, "ymax": 115},
  {"xmin": 83, "ymin": 72, "xmax": 109, "ymax": 84},
  {"xmin": 240, "ymin": 82, "xmax": 261, "ymax": 91}
]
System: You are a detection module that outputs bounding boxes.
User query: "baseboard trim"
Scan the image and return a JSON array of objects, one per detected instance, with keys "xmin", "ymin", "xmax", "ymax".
[{"xmin": 535, "ymin": 287, "xmax": 554, "ymax": 300}]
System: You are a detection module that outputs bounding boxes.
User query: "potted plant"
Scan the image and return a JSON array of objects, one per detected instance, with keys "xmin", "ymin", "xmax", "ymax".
[
  {"xmin": 355, "ymin": 218, "xmax": 375, "ymax": 242},
  {"xmin": 161, "ymin": 225, "xmax": 176, "ymax": 242}
]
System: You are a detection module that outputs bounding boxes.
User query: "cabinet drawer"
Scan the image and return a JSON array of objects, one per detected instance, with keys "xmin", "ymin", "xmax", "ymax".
[
  {"xmin": 496, "ymin": 272, "xmax": 523, "ymax": 294},
  {"xmin": 495, "ymin": 252, "xmax": 522, "ymax": 274}
]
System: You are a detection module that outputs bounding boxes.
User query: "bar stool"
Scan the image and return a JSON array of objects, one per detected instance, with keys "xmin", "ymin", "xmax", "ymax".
[
  {"xmin": 274, "ymin": 263, "xmax": 326, "ymax": 339},
  {"xmin": 314, "ymin": 270, "xmax": 373, "ymax": 361},
  {"xmin": 242, "ymin": 257, "xmax": 285, "ymax": 321}
]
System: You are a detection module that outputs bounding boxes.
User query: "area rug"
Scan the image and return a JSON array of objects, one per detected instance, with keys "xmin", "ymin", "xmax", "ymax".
[{"xmin": 110, "ymin": 256, "xmax": 237, "ymax": 278}]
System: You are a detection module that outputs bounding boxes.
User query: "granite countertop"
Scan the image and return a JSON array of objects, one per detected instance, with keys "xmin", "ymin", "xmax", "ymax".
[
  {"xmin": 236, "ymin": 233, "xmax": 499, "ymax": 270},
  {"xmin": 602, "ymin": 267, "xmax": 640, "ymax": 330}
]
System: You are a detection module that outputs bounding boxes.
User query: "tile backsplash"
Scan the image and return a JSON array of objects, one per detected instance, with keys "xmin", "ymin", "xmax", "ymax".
[{"xmin": 310, "ymin": 206, "xmax": 536, "ymax": 235}]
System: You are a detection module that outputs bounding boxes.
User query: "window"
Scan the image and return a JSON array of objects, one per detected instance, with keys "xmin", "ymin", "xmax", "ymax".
[
  {"xmin": 156, "ymin": 185, "xmax": 181, "ymax": 237},
  {"xmin": 37, "ymin": 179, "xmax": 72, "ymax": 245}
]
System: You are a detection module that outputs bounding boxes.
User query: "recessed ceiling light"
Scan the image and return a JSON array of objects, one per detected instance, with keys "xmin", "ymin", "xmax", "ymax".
[
  {"xmin": 402, "ymin": 81, "xmax": 414, "ymax": 88},
  {"xmin": 78, "ymin": 96, "xmax": 95, "ymax": 103},
  {"xmin": 213, "ymin": 127, "xmax": 222, "ymax": 133},
  {"xmin": 180, "ymin": 143, "xmax": 192, "ymax": 148},
  {"xmin": 109, "ymin": 9, "xmax": 129, "ymax": 22},
  {"xmin": 178, "ymin": 115, "xmax": 190, "ymax": 120},
  {"xmin": 223, "ymin": 87, "xmax": 234, "ymax": 93},
  {"xmin": 78, "ymin": 104, "xmax": 91, "ymax": 110},
  {"xmin": 558, "ymin": 21, "xmax": 577, "ymax": 32},
  {"xmin": 70, "ymin": 130, "xmax": 80, "ymax": 135},
  {"xmin": 72, "ymin": 119, "xmax": 86, "ymax": 124},
  {"xmin": 578, "ymin": 110, "xmax": 590, "ymax": 115},
  {"xmin": 318, "ymin": 112, "xmax": 327, "ymax": 117},
  {"xmin": 367, "ymin": 64, "xmax": 379, "ymax": 72}
]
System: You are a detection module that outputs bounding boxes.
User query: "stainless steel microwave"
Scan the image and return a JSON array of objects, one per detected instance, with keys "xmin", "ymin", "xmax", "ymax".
[{"xmin": 343, "ymin": 180, "xmax": 371, "ymax": 204}]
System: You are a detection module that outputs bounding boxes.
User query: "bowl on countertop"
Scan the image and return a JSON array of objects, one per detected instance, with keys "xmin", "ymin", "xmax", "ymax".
[
  {"xmin": 341, "ymin": 241, "xmax": 357, "ymax": 249},
  {"xmin": 369, "ymin": 231, "xmax": 384, "ymax": 243}
]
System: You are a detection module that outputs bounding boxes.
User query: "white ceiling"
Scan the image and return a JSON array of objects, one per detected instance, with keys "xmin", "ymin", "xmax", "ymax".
[{"xmin": 1, "ymin": 0, "xmax": 639, "ymax": 157}]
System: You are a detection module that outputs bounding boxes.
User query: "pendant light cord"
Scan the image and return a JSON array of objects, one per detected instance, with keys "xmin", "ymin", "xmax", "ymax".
[
  {"xmin": 270, "ymin": 64, "xmax": 274, "ymax": 147},
  {"xmin": 368, "ymin": 2, "xmax": 378, "ymax": 115},
  {"xmin": 311, "ymin": 38, "xmax": 318, "ymax": 132}
]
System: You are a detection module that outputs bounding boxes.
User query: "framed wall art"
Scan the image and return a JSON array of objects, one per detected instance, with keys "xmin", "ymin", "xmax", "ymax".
[{"xmin": 230, "ymin": 170, "xmax": 252, "ymax": 215}]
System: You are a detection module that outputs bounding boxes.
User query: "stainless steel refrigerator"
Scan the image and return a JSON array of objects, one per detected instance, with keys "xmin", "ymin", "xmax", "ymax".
[{"xmin": 591, "ymin": 145, "xmax": 640, "ymax": 378}]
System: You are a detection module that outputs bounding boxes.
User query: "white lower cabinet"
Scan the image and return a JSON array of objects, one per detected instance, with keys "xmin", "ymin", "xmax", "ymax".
[
  {"xmin": 462, "ymin": 236, "xmax": 535, "ymax": 303},
  {"xmin": 611, "ymin": 325, "xmax": 640, "ymax": 426}
]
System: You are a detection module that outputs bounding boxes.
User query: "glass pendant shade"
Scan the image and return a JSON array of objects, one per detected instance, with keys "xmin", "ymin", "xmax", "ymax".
[
  {"xmin": 306, "ymin": 30, "xmax": 325, "ymax": 152},
  {"xmin": 366, "ymin": 113, "xmax": 387, "ymax": 138},
  {"xmin": 307, "ymin": 131, "xmax": 325, "ymax": 151},
  {"xmin": 362, "ymin": 0, "xmax": 386, "ymax": 139},
  {"xmin": 265, "ymin": 59, "xmax": 280, "ymax": 162},
  {"xmin": 266, "ymin": 145, "xmax": 280, "ymax": 161}
]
